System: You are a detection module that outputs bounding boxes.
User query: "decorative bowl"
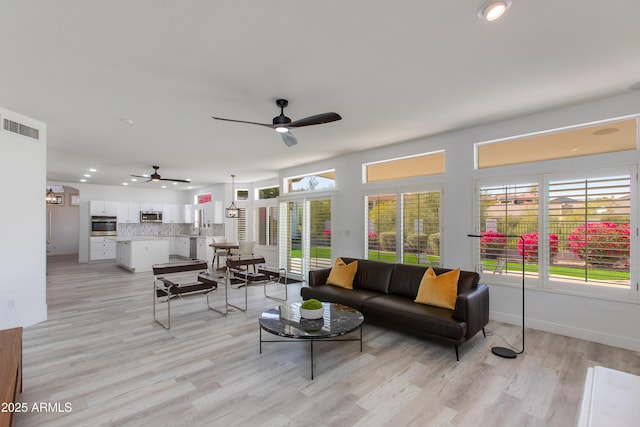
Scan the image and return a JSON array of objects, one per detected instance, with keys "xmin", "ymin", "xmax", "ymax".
[{"xmin": 300, "ymin": 306, "xmax": 324, "ymax": 319}]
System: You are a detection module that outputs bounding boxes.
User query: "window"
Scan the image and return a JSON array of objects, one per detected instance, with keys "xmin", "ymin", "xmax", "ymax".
[
  {"xmin": 365, "ymin": 190, "xmax": 441, "ymax": 265},
  {"xmin": 364, "ymin": 151, "xmax": 445, "ymax": 183},
  {"xmin": 257, "ymin": 186, "xmax": 279, "ymax": 199},
  {"xmin": 476, "ymin": 118, "xmax": 637, "ymax": 169},
  {"xmin": 284, "ymin": 170, "xmax": 335, "ymax": 193},
  {"xmin": 475, "ymin": 170, "xmax": 634, "ymax": 295},
  {"xmin": 256, "ymin": 206, "xmax": 278, "ymax": 246},
  {"xmin": 548, "ymin": 176, "xmax": 630, "ymax": 288},
  {"xmin": 477, "ymin": 182, "xmax": 539, "ymax": 280}
]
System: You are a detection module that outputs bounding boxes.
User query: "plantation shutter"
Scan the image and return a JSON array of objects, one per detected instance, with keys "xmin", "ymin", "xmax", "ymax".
[
  {"xmin": 401, "ymin": 191, "xmax": 441, "ymax": 265},
  {"xmin": 309, "ymin": 198, "xmax": 331, "ymax": 269},
  {"xmin": 256, "ymin": 207, "xmax": 267, "ymax": 245},
  {"xmin": 237, "ymin": 208, "xmax": 247, "ymax": 242},
  {"xmin": 548, "ymin": 175, "xmax": 630, "ymax": 287},
  {"xmin": 478, "ymin": 183, "xmax": 539, "ymax": 277},
  {"xmin": 365, "ymin": 194, "xmax": 397, "ymax": 262}
]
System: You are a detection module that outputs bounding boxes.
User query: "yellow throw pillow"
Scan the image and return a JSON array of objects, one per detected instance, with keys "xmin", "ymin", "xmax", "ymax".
[
  {"xmin": 414, "ymin": 267, "xmax": 460, "ymax": 310},
  {"xmin": 326, "ymin": 258, "xmax": 358, "ymax": 289}
]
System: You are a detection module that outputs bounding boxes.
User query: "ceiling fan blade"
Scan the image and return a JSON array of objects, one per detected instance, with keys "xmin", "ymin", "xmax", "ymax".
[
  {"xmin": 288, "ymin": 112, "xmax": 342, "ymax": 128},
  {"xmin": 212, "ymin": 117, "xmax": 272, "ymax": 127},
  {"xmin": 280, "ymin": 131, "xmax": 298, "ymax": 147},
  {"xmin": 159, "ymin": 178, "xmax": 191, "ymax": 183},
  {"xmin": 130, "ymin": 174, "xmax": 148, "ymax": 179}
]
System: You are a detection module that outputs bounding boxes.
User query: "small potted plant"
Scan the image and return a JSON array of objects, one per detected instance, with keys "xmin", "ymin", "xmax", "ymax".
[{"xmin": 300, "ymin": 299, "xmax": 324, "ymax": 319}]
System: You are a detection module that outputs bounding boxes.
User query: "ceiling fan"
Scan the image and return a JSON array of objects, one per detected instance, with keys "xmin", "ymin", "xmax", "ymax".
[
  {"xmin": 130, "ymin": 166, "xmax": 191, "ymax": 183},
  {"xmin": 212, "ymin": 99, "xmax": 341, "ymax": 147}
]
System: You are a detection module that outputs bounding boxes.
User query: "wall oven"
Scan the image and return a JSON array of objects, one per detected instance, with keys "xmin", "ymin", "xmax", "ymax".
[
  {"xmin": 91, "ymin": 216, "xmax": 117, "ymax": 236},
  {"xmin": 140, "ymin": 211, "xmax": 163, "ymax": 223}
]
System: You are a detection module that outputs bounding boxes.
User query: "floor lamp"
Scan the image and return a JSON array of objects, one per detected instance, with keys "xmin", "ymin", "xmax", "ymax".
[{"xmin": 468, "ymin": 233, "xmax": 525, "ymax": 359}]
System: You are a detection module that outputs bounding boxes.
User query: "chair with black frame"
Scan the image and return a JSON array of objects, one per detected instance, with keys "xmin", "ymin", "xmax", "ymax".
[{"xmin": 226, "ymin": 255, "xmax": 288, "ymax": 311}]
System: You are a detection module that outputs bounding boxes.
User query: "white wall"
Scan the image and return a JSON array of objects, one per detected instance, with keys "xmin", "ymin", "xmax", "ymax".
[
  {"xmin": 279, "ymin": 91, "xmax": 640, "ymax": 351},
  {"xmin": 0, "ymin": 107, "xmax": 47, "ymax": 329}
]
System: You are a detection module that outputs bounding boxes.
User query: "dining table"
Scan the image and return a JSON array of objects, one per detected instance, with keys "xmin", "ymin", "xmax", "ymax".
[{"xmin": 209, "ymin": 242, "xmax": 239, "ymax": 270}]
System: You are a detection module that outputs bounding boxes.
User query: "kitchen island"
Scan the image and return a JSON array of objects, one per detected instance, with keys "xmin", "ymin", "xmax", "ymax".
[{"xmin": 116, "ymin": 238, "xmax": 170, "ymax": 273}]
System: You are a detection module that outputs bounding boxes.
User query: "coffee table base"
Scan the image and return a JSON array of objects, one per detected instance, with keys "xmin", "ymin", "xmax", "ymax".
[{"xmin": 259, "ymin": 326, "xmax": 363, "ymax": 380}]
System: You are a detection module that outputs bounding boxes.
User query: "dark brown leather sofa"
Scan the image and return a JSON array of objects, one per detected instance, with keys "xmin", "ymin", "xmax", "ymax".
[{"xmin": 301, "ymin": 258, "xmax": 489, "ymax": 360}]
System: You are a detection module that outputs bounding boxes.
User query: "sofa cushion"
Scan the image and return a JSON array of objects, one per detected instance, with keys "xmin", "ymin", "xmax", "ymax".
[
  {"xmin": 327, "ymin": 258, "xmax": 358, "ymax": 289},
  {"xmin": 415, "ymin": 267, "xmax": 460, "ymax": 310},
  {"xmin": 387, "ymin": 263, "xmax": 429, "ymax": 298},
  {"xmin": 362, "ymin": 295, "xmax": 467, "ymax": 341},
  {"xmin": 301, "ymin": 284, "xmax": 381, "ymax": 311},
  {"xmin": 341, "ymin": 257, "xmax": 395, "ymax": 294}
]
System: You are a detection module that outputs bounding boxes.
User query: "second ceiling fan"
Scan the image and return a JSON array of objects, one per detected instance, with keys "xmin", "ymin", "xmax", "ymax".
[{"xmin": 212, "ymin": 99, "xmax": 341, "ymax": 147}]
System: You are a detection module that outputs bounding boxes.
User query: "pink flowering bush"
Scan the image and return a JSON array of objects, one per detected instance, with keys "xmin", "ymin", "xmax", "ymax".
[
  {"xmin": 517, "ymin": 232, "xmax": 558, "ymax": 262},
  {"xmin": 480, "ymin": 231, "xmax": 507, "ymax": 259},
  {"xmin": 567, "ymin": 222, "xmax": 630, "ymax": 266}
]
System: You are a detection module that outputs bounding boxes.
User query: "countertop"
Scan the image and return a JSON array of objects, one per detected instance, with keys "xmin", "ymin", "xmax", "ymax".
[{"xmin": 115, "ymin": 235, "xmax": 213, "ymax": 242}]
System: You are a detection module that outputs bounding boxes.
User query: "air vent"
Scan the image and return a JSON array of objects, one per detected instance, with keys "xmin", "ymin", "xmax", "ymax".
[{"xmin": 3, "ymin": 118, "xmax": 40, "ymax": 140}]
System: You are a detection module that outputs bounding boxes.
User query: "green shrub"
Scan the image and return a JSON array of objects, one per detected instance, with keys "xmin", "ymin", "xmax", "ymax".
[
  {"xmin": 428, "ymin": 232, "xmax": 440, "ymax": 256},
  {"xmin": 379, "ymin": 231, "xmax": 396, "ymax": 251},
  {"xmin": 407, "ymin": 234, "xmax": 429, "ymax": 252}
]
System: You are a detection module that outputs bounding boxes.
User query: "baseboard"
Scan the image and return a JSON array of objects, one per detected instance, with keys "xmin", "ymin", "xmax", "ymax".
[{"xmin": 490, "ymin": 311, "xmax": 640, "ymax": 352}]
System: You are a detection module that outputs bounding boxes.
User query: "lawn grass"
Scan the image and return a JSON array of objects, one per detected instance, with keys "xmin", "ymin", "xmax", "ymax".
[{"xmin": 290, "ymin": 248, "xmax": 630, "ymax": 282}]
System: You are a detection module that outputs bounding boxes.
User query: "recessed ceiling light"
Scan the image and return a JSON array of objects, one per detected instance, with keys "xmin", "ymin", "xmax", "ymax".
[
  {"xmin": 477, "ymin": 0, "xmax": 511, "ymax": 21},
  {"xmin": 122, "ymin": 182, "xmax": 128, "ymax": 186},
  {"xmin": 80, "ymin": 179, "xmax": 87, "ymax": 183},
  {"xmin": 84, "ymin": 174, "xmax": 91, "ymax": 177},
  {"xmin": 89, "ymin": 168, "xmax": 97, "ymax": 172},
  {"xmin": 172, "ymin": 182, "xmax": 178, "ymax": 185},
  {"xmin": 161, "ymin": 185, "xmax": 167, "ymax": 189},
  {"xmin": 131, "ymin": 178, "xmax": 137, "ymax": 182},
  {"xmin": 188, "ymin": 186, "xmax": 193, "ymax": 189},
  {"xmin": 121, "ymin": 118, "xmax": 134, "ymax": 125}
]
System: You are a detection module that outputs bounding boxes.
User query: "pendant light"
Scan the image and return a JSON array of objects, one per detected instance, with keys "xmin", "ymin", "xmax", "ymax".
[
  {"xmin": 226, "ymin": 174, "xmax": 239, "ymax": 218},
  {"xmin": 46, "ymin": 188, "xmax": 57, "ymax": 204}
]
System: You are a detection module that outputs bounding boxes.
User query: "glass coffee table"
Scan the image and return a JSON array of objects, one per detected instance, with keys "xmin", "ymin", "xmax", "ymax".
[{"xmin": 259, "ymin": 302, "xmax": 364, "ymax": 379}]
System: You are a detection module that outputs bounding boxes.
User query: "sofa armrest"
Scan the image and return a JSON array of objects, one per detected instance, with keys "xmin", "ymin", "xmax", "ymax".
[
  {"xmin": 308, "ymin": 267, "xmax": 332, "ymax": 287},
  {"xmin": 453, "ymin": 283, "xmax": 489, "ymax": 339}
]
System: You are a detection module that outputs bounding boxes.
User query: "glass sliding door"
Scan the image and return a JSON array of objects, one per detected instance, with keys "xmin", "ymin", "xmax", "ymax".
[{"xmin": 279, "ymin": 195, "xmax": 333, "ymax": 280}]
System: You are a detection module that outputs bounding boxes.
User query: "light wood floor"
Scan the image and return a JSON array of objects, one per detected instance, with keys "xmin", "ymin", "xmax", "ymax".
[{"xmin": 14, "ymin": 255, "xmax": 640, "ymax": 426}]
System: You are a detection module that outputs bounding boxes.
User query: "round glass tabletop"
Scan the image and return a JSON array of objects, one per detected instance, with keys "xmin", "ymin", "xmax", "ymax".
[{"xmin": 258, "ymin": 302, "xmax": 364, "ymax": 339}]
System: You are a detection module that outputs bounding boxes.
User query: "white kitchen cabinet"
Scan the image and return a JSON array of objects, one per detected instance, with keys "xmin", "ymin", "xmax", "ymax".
[
  {"xmin": 176, "ymin": 237, "xmax": 190, "ymax": 258},
  {"xmin": 168, "ymin": 237, "xmax": 176, "ymax": 255},
  {"xmin": 196, "ymin": 237, "xmax": 213, "ymax": 262},
  {"xmin": 90, "ymin": 236, "xmax": 116, "ymax": 260},
  {"xmin": 117, "ymin": 239, "xmax": 169, "ymax": 273},
  {"xmin": 183, "ymin": 204, "xmax": 194, "ymax": 224},
  {"xmin": 140, "ymin": 203, "xmax": 163, "ymax": 212},
  {"xmin": 117, "ymin": 202, "xmax": 140, "ymax": 223},
  {"xmin": 201, "ymin": 201, "xmax": 224, "ymax": 224},
  {"xmin": 162, "ymin": 204, "xmax": 184, "ymax": 223},
  {"xmin": 90, "ymin": 200, "xmax": 118, "ymax": 216}
]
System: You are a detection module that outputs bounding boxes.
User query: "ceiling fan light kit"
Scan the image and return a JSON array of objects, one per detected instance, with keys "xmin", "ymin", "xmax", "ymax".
[{"xmin": 212, "ymin": 98, "xmax": 342, "ymax": 147}]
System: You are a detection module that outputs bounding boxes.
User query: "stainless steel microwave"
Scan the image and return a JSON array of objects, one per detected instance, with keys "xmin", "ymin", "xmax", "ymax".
[{"xmin": 140, "ymin": 211, "xmax": 162, "ymax": 223}]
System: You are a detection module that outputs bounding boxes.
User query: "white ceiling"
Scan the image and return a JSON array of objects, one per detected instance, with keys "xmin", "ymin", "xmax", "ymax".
[{"xmin": 1, "ymin": 1, "xmax": 639, "ymax": 189}]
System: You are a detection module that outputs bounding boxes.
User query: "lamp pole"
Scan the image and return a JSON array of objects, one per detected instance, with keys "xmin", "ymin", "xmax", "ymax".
[{"xmin": 468, "ymin": 233, "xmax": 525, "ymax": 359}]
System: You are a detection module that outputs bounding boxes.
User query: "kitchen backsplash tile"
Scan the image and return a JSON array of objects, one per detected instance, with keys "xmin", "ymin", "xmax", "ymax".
[{"xmin": 118, "ymin": 223, "xmax": 224, "ymax": 237}]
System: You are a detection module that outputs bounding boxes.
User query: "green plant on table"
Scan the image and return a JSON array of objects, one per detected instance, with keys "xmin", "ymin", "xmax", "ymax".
[{"xmin": 301, "ymin": 299, "xmax": 323, "ymax": 310}]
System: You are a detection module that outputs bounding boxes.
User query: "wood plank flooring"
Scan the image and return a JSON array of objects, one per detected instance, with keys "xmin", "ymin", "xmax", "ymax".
[{"xmin": 13, "ymin": 255, "xmax": 640, "ymax": 426}]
